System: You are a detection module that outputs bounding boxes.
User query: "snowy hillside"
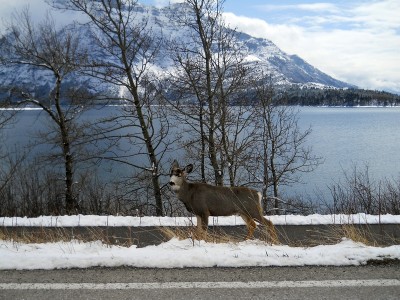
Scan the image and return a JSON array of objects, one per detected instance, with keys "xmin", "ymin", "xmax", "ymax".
[
  {"xmin": 235, "ymin": 33, "xmax": 352, "ymax": 88},
  {"xmin": 0, "ymin": 3, "xmax": 354, "ymax": 102}
]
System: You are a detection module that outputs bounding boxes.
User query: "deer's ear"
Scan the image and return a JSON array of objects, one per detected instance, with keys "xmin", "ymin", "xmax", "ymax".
[
  {"xmin": 170, "ymin": 160, "xmax": 179, "ymax": 175},
  {"xmin": 185, "ymin": 164, "xmax": 193, "ymax": 174},
  {"xmin": 171, "ymin": 160, "xmax": 179, "ymax": 169}
]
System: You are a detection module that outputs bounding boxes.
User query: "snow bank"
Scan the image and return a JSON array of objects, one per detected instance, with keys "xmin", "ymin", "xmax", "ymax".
[
  {"xmin": 0, "ymin": 238, "xmax": 399, "ymax": 270},
  {"xmin": 1, "ymin": 213, "xmax": 400, "ymax": 227},
  {"xmin": 2, "ymin": 214, "xmax": 399, "ymax": 270}
]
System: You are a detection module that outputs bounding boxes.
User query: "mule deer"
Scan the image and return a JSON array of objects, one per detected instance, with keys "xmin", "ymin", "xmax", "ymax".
[{"xmin": 169, "ymin": 161, "xmax": 278, "ymax": 243}]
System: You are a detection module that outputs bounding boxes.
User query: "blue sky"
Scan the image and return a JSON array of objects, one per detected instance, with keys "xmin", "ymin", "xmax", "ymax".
[{"xmin": 1, "ymin": 0, "xmax": 399, "ymax": 94}]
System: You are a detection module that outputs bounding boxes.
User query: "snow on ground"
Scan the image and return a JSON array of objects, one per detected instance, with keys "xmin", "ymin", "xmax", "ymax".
[
  {"xmin": 1, "ymin": 214, "xmax": 399, "ymax": 270},
  {"xmin": 1, "ymin": 238, "xmax": 399, "ymax": 270},
  {"xmin": 2, "ymin": 213, "xmax": 400, "ymax": 227}
]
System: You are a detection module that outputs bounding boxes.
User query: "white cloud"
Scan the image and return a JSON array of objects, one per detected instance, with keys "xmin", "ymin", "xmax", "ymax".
[
  {"xmin": 256, "ymin": 2, "xmax": 338, "ymax": 13},
  {"xmin": 296, "ymin": 3, "xmax": 338, "ymax": 12},
  {"xmin": 0, "ymin": 0, "xmax": 89, "ymax": 34},
  {"xmin": 352, "ymin": 0, "xmax": 400, "ymax": 30},
  {"xmin": 154, "ymin": 0, "xmax": 184, "ymax": 8},
  {"xmin": 0, "ymin": 0, "xmax": 55, "ymax": 33}
]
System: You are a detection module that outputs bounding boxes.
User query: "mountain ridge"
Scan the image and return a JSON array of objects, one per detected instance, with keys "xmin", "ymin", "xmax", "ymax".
[{"xmin": 0, "ymin": 2, "xmax": 364, "ymax": 104}]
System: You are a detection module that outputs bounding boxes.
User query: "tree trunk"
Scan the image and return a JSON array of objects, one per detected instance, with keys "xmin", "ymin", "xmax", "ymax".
[
  {"xmin": 269, "ymin": 144, "xmax": 279, "ymax": 215},
  {"xmin": 262, "ymin": 144, "xmax": 269, "ymax": 213},
  {"xmin": 199, "ymin": 104, "xmax": 206, "ymax": 183},
  {"xmin": 131, "ymin": 89, "xmax": 163, "ymax": 216},
  {"xmin": 195, "ymin": 5, "xmax": 223, "ymax": 186},
  {"xmin": 54, "ymin": 74, "xmax": 77, "ymax": 215}
]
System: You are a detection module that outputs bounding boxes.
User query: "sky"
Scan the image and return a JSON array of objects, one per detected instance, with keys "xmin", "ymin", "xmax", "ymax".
[
  {"xmin": 0, "ymin": 0, "xmax": 399, "ymax": 94},
  {"xmin": 1, "ymin": 214, "xmax": 400, "ymax": 269}
]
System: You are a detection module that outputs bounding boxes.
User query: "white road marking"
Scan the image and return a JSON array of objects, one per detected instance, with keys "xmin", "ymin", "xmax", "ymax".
[{"xmin": 1, "ymin": 280, "xmax": 400, "ymax": 290}]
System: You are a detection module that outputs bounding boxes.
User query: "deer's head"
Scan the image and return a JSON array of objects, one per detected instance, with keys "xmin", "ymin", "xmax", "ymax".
[{"xmin": 169, "ymin": 160, "xmax": 193, "ymax": 192}]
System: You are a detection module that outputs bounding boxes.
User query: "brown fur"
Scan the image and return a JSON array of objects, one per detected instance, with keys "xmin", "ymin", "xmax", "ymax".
[{"xmin": 169, "ymin": 161, "xmax": 278, "ymax": 243}]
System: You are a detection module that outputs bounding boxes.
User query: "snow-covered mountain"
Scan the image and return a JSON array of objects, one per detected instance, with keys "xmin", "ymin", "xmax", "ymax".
[
  {"xmin": 0, "ymin": 3, "xmax": 354, "ymax": 102},
  {"xmin": 234, "ymin": 32, "xmax": 352, "ymax": 88}
]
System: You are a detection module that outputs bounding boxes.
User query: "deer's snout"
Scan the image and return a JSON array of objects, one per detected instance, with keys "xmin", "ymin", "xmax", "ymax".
[{"xmin": 169, "ymin": 181, "xmax": 175, "ymax": 186}]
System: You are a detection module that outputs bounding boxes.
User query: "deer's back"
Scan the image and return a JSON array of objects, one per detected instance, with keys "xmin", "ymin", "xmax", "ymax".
[{"xmin": 181, "ymin": 183, "xmax": 261, "ymax": 216}]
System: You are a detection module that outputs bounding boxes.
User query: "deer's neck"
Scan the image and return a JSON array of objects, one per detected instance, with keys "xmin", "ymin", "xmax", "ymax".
[{"xmin": 177, "ymin": 180, "xmax": 191, "ymax": 201}]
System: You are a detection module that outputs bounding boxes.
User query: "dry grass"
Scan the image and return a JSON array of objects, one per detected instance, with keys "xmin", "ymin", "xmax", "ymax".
[
  {"xmin": 160, "ymin": 226, "xmax": 245, "ymax": 244},
  {"xmin": 301, "ymin": 225, "xmax": 376, "ymax": 246},
  {"xmin": 0, "ymin": 227, "xmax": 72, "ymax": 244},
  {"xmin": 296, "ymin": 224, "xmax": 400, "ymax": 247},
  {"xmin": 160, "ymin": 225, "xmax": 280, "ymax": 245},
  {"xmin": 0, "ymin": 227, "xmax": 137, "ymax": 247},
  {"xmin": 332, "ymin": 225, "xmax": 378, "ymax": 246},
  {"xmin": 1, "ymin": 224, "xmax": 399, "ymax": 247}
]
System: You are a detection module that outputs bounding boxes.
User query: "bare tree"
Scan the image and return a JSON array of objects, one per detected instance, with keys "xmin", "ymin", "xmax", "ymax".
[
  {"xmin": 54, "ymin": 0, "xmax": 171, "ymax": 216},
  {"xmin": 253, "ymin": 76, "xmax": 323, "ymax": 214},
  {"xmin": 2, "ymin": 8, "xmax": 91, "ymax": 214},
  {"xmin": 326, "ymin": 164, "xmax": 384, "ymax": 215},
  {"xmin": 0, "ymin": 108, "xmax": 22, "ymax": 197},
  {"xmin": 167, "ymin": 0, "xmax": 254, "ymax": 186}
]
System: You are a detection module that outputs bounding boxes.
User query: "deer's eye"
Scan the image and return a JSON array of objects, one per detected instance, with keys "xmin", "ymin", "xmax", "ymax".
[{"xmin": 170, "ymin": 169, "xmax": 182, "ymax": 177}]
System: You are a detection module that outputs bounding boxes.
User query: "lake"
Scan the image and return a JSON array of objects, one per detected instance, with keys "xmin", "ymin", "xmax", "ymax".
[
  {"xmin": 2, "ymin": 106, "xmax": 400, "ymax": 203},
  {"xmin": 292, "ymin": 106, "xmax": 400, "ymax": 200}
]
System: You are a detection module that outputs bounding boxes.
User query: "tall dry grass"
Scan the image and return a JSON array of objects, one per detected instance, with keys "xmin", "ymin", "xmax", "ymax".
[
  {"xmin": 1, "ymin": 223, "xmax": 398, "ymax": 247},
  {"xmin": 0, "ymin": 227, "xmax": 137, "ymax": 247}
]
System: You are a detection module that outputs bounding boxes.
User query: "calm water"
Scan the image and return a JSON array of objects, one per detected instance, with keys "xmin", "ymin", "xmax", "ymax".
[
  {"xmin": 291, "ymin": 107, "xmax": 400, "ymax": 199},
  {"xmin": 3, "ymin": 106, "xmax": 400, "ymax": 201}
]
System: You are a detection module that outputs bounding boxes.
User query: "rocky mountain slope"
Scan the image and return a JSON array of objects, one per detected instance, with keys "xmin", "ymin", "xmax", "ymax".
[{"xmin": 0, "ymin": 3, "xmax": 355, "ymax": 103}]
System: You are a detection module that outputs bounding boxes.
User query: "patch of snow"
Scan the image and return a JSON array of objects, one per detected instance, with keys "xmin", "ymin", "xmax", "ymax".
[
  {"xmin": 243, "ymin": 54, "xmax": 261, "ymax": 63},
  {"xmin": 0, "ymin": 107, "xmax": 43, "ymax": 111},
  {"xmin": 2, "ymin": 213, "xmax": 399, "ymax": 227},
  {"xmin": 0, "ymin": 238, "xmax": 399, "ymax": 270}
]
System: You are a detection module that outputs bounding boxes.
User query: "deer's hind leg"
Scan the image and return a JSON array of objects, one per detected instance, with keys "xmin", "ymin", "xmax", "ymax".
[
  {"xmin": 255, "ymin": 215, "xmax": 279, "ymax": 244},
  {"xmin": 240, "ymin": 214, "xmax": 257, "ymax": 240}
]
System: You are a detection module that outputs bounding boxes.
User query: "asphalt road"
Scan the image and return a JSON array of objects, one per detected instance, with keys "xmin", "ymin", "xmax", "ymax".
[{"xmin": 1, "ymin": 264, "xmax": 400, "ymax": 299}]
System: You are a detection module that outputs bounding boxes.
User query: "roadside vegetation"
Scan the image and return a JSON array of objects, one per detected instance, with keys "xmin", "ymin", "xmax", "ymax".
[{"xmin": 1, "ymin": 220, "xmax": 399, "ymax": 248}]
